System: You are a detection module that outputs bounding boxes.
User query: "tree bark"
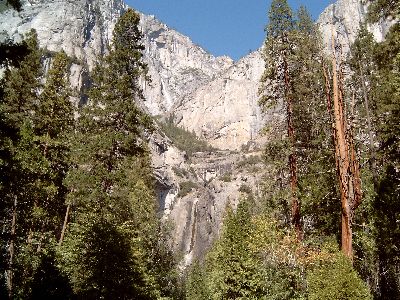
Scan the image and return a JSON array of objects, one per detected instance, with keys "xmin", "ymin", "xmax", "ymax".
[
  {"xmin": 332, "ymin": 43, "xmax": 352, "ymax": 259},
  {"xmin": 330, "ymin": 31, "xmax": 362, "ymax": 260},
  {"xmin": 58, "ymin": 203, "xmax": 71, "ymax": 246},
  {"xmin": 7, "ymin": 195, "xmax": 17, "ymax": 299}
]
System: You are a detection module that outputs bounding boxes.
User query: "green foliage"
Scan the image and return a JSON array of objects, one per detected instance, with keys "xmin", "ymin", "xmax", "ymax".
[
  {"xmin": 172, "ymin": 166, "xmax": 189, "ymax": 178},
  {"xmin": 59, "ymin": 9, "xmax": 177, "ymax": 299},
  {"xmin": 265, "ymin": 0, "xmax": 294, "ymax": 40},
  {"xmin": 373, "ymin": 165, "xmax": 400, "ymax": 297},
  {"xmin": 238, "ymin": 184, "xmax": 252, "ymax": 195},
  {"xmin": 0, "ymin": 30, "xmax": 75, "ymax": 298},
  {"xmin": 368, "ymin": 19, "xmax": 400, "ymax": 299},
  {"xmin": 205, "ymin": 202, "xmax": 269, "ymax": 299},
  {"xmin": 290, "ymin": 7, "xmax": 339, "ymax": 238},
  {"xmin": 308, "ymin": 253, "xmax": 373, "ymax": 300},
  {"xmin": 260, "ymin": 2, "xmax": 339, "ymax": 237},
  {"xmin": 178, "ymin": 181, "xmax": 198, "ymax": 198},
  {"xmin": 366, "ymin": 0, "xmax": 400, "ymax": 22},
  {"xmin": 2, "ymin": 30, "xmax": 42, "ymax": 129},
  {"xmin": 196, "ymin": 205, "xmax": 341, "ymax": 299},
  {"xmin": 157, "ymin": 116, "xmax": 214, "ymax": 157},
  {"xmin": 60, "ymin": 218, "xmax": 159, "ymax": 299},
  {"xmin": 237, "ymin": 155, "xmax": 262, "ymax": 170},
  {"xmin": 219, "ymin": 172, "xmax": 232, "ymax": 182},
  {"xmin": 185, "ymin": 261, "xmax": 210, "ymax": 300},
  {"xmin": 259, "ymin": 0, "xmax": 294, "ymax": 110},
  {"xmin": 372, "ymin": 24, "xmax": 400, "ymax": 168}
]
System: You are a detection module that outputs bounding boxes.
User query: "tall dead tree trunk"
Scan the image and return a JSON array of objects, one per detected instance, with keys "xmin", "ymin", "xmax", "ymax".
[{"xmin": 329, "ymin": 32, "xmax": 362, "ymax": 260}]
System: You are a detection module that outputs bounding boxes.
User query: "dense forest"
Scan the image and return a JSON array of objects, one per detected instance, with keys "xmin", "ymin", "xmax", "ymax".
[{"xmin": 0, "ymin": 0, "xmax": 399, "ymax": 299}]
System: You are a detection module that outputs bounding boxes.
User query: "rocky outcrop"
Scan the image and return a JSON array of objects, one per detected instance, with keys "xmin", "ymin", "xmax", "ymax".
[
  {"xmin": 317, "ymin": 0, "xmax": 395, "ymax": 53},
  {"xmin": 174, "ymin": 50, "xmax": 266, "ymax": 150},
  {"xmin": 0, "ymin": 0, "xmax": 125, "ymax": 69},
  {"xmin": 140, "ymin": 14, "xmax": 233, "ymax": 115},
  {"xmin": 152, "ymin": 146, "xmax": 265, "ymax": 266}
]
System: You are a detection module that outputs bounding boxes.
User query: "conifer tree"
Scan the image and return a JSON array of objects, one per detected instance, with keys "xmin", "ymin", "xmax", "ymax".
[
  {"xmin": 205, "ymin": 201, "xmax": 267, "ymax": 299},
  {"xmin": 0, "ymin": 2, "xmax": 28, "ymax": 69},
  {"xmin": 60, "ymin": 8, "xmax": 165, "ymax": 298},
  {"xmin": 291, "ymin": 7, "xmax": 340, "ymax": 238},
  {"xmin": 366, "ymin": 0, "xmax": 400, "ymax": 22},
  {"xmin": 348, "ymin": 25, "xmax": 378, "ymax": 188},
  {"xmin": 368, "ymin": 16, "xmax": 400, "ymax": 298},
  {"xmin": 260, "ymin": 4, "xmax": 339, "ymax": 240},
  {"xmin": 259, "ymin": 0, "xmax": 302, "ymax": 238},
  {"xmin": 28, "ymin": 50, "xmax": 73, "ymax": 252},
  {"xmin": 345, "ymin": 24, "xmax": 382, "ymax": 295},
  {"xmin": 1, "ymin": 32, "xmax": 75, "ymax": 296},
  {"xmin": 0, "ymin": 30, "xmax": 43, "ymax": 298}
]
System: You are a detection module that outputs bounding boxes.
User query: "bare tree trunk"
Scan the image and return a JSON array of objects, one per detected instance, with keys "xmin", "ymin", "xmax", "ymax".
[
  {"xmin": 7, "ymin": 195, "xmax": 17, "ymax": 299},
  {"xmin": 330, "ymin": 31, "xmax": 362, "ymax": 260},
  {"xmin": 332, "ymin": 48, "xmax": 351, "ymax": 258},
  {"xmin": 58, "ymin": 204, "xmax": 71, "ymax": 246}
]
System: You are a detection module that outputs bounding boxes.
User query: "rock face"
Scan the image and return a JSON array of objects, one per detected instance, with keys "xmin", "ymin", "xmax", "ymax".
[
  {"xmin": 317, "ymin": 0, "xmax": 395, "ymax": 53},
  {"xmin": 149, "ymin": 136, "xmax": 265, "ymax": 265},
  {"xmin": 0, "ymin": 0, "xmax": 127, "ymax": 102},
  {"xmin": 174, "ymin": 50, "xmax": 266, "ymax": 150},
  {"xmin": 0, "ymin": 0, "xmax": 125, "ymax": 69},
  {"xmin": 140, "ymin": 14, "xmax": 233, "ymax": 115},
  {"xmin": 0, "ymin": 0, "xmax": 394, "ymax": 266}
]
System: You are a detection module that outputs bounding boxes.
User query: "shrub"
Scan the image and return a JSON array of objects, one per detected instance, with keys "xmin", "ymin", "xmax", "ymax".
[
  {"xmin": 185, "ymin": 261, "xmax": 210, "ymax": 300},
  {"xmin": 307, "ymin": 253, "xmax": 373, "ymax": 300},
  {"xmin": 178, "ymin": 181, "xmax": 198, "ymax": 198},
  {"xmin": 220, "ymin": 173, "xmax": 232, "ymax": 182},
  {"xmin": 172, "ymin": 166, "xmax": 188, "ymax": 178},
  {"xmin": 238, "ymin": 184, "xmax": 252, "ymax": 194},
  {"xmin": 237, "ymin": 155, "xmax": 262, "ymax": 170}
]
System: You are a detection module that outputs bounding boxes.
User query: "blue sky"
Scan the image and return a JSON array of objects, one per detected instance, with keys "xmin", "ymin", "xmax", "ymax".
[{"xmin": 126, "ymin": 0, "xmax": 334, "ymax": 61}]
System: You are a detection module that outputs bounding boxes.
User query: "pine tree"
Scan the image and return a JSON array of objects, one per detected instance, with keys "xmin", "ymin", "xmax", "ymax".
[
  {"xmin": 0, "ymin": 29, "xmax": 43, "ymax": 298},
  {"xmin": 31, "ymin": 51, "xmax": 74, "ymax": 250},
  {"xmin": 205, "ymin": 201, "xmax": 267, "ymax": 299},
  {"xmin": 185, "ymin": 261, "xmax": 210, "ymax": 300},
  {"xmin": 369, "ymin": 21, "xmax": 400, "ymax": 299},
  {"xmin": 1, "ymin": 32, "xmax": 76, "ymax": 296},
  {"xmin": 366, "ymin": 0, "xmax": 400, "ymax": 22},
  {"xmin": 60, "ymin": 9, "xmax": 164, "ymax": 298},
  {"xmin": 259, "ymin": 0, "xmax": 302, "ymax": 238},
  {"xmin": 345, "ymin": 24, "xmax": 382, "ymax": 295},
  {"xmin": 291, "ymin": 7, "xmax": 340, "ymax": 239},
  {"xmin": 348, "ymin": 25, "xmax": 378, "ymax": 188},
  {"xmin": 260, "ymin": 4, "xmax": 340, "ymax": 241}
]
